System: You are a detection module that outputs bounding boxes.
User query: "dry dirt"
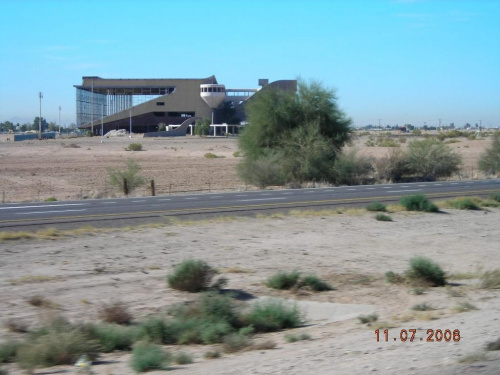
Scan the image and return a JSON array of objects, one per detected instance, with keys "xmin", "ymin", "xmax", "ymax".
[
  {"xmin": 1, "ymin": 208, "xmax": 500, "ymax": 374},
  {"xmin": 0, "ymin": 133, "xmax": 494, "ymax": 203}
]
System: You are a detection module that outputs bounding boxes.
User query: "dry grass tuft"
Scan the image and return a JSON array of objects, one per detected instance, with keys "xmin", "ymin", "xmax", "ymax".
[
  {"xmin": 249, "ymin": 340, "xmax": 277, "ymax": 351},
  {"xmin": 480, "ymin": 269, "xmax": 500, "ymax": 289},
  {"xmin": 220, "ymin": 267, "xmax": 253, "ymax": 274},
  {"xmin": 98, "ymin": 302, "xmax": 133, "ymax": 325},
  {"xmin": 9, "ymin": 275, "xmax": 61, "ymax": 286},
  {"xmin": 4, "ymin": 319, "xmax": 28, "ymax": 333},
  {"xmin": 27, "ymin": 295, "xmax": 59, "ymax": 309}
]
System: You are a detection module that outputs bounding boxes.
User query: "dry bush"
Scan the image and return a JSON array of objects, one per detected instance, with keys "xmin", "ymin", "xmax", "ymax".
[
  {"xmin": 4, "ymin": 319, "xmax": 28, "ymax": 333},
  {"xmin": 98, "ymin": 301, "xmax": 133, "ymax": 325},
  {"xmin": 250, "ymin": 340, "xmax": 277, "ymax": 350}
]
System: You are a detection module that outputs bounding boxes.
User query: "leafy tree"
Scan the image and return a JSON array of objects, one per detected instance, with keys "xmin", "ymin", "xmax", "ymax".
[
  {"xmin": 48, "ymin": 122, "xmax": 57, "ymax": 131},
  {"xmin": 216, "ymin": 101, "xmax": 240, "ymax": 124},
  {"xmin": 0, "ymin": 121, "xmax": 14, "ymax": 132},
  {"xmin": 406, "ymin": 139, "xmax": 462, "ymax": 180},
  {"xmin": 238, "ymin": 79, "xmax": 352, "ymax": 185},
  {"xmin": 478, "ymin": 132, "xmax": 500, "ymax": 175},
  {"xmin": 195, "ymin": 117, "xmax": 211, "ymax": 136},
  {"xmin": 32, "ymin": 117, "xmax": 48, "ymax": 132}
]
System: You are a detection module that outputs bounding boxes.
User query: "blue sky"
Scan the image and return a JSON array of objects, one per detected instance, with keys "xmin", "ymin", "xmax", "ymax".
[{"xmin": 1, "ymin": 0, "xmax": 499, "ymax": 128}]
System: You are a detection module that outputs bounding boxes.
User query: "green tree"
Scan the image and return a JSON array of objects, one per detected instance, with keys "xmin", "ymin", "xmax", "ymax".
[
  {"xmin": 478, "ymin": 132, "xmax": 500, "ymax": 175},
  {"xmin": 32, "ymin": 117, "xmax": 48, "ymax": 132},
  {"xmin": 216, "ymin": 101, "xmax": 240, "ymax": 124},
  {"xmin": 238, "ymin": 79, "xmax": 352, "ymax": 185},
  {"xmin": 195, "ymin": 117, "xmax": 211, "ymax": 136},
  {"xmin": 406, "ymin": 139, "xmax": 462, "ymax": 180}
]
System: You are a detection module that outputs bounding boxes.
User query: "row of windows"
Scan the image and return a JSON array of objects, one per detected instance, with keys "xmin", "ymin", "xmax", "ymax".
[
  {"xmin": 153, "ymin": 112, "xmax": 195, "ymax": 117},
  {"xmin": 201, "ymin": 87, "xmax": 225, "ymax": 93}
]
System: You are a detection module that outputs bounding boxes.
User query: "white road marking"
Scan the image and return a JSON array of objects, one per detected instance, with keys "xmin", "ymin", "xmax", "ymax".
[
  {"xmin": 282, "ymin": 192, "xmax": 292, "ymax": 194},
  {"xmin": 304, "ymin": 191, "xmax": 315, "ymax": 193},
  {"xmin": 434, "ymin": 184, "xmax": 442, "ymax": 186},
  {"xmin": 102, "ymin": 202, "xmax": 117, "ymax": 204},
  {"xmin": 210, "ymin": 196, "xmax": 223, "ymax": 199},
  {"xmin": 383, "ymin": 187, "xmax": 391, "ymax": 189},
  {"xmin": 238, "ymin": 198, "xmax": 286, "ymax": 202},
  {"xmin": 387, "ymin": 189, "xmax": 422, "ymax": 193},
  {"xmin": 132, "ymin": 200, "xmax": 146, "ymax": 203},
  {"xmin": 0, "ymin": 203, "xmax": 85, "ymax": 210},
  {"xmin": 184, "ymin": 197, "xmax": 198, "ymax": 200},
  {"xmin": 366, "ymin": 188, "xmax": 375, "ymax": 190},
  {"xmin": 260, "ymin": 193, "xmax": 271, "ymax": 196},
  {"xmin": 401, "ymin": 185, "xmax": 410, "ymax": 188},
  {"xmin": 236, "ymin": 194, "xmax": 247, "ymax": 197},
  {"xmin": 418, "ymin": 185, "xmax": 426, "ymax": 187},
  {"xmin": 324, "ymin": 190, "xmax": 335, "ymax": 192},
  {"xmin": 16, "ymin": 209, "xmax": 87, "ymax": 215},
  {"xmin": 158, "ymin": 199, "xmax": 171, "ymax": 201},
  {"xmin": 450, "ymin": 183, "xmax": 458, "ymax": 185},
  {"xmin": 347, "ymin": 189, "xmax": 356, "ymax": 191}
]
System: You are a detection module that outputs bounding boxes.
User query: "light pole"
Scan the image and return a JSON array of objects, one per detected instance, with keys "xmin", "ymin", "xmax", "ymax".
[
  {"xmin": 38, "ymin": 92, "xmax": 43, "ymax": 139},
  {"xmin": 91, "ymin": 79, "xmax": 94, "ymax": 135},
  {"xmin": 101, "ymin": 104, "xmax": 104, "ymax": 143},
  {"xmin": 129, "ymin": 109, "xmax": 132, "ymax": 138},
  {"xmin": 58, "ymin": 106, "xmax": 61, "ymax": 135}
]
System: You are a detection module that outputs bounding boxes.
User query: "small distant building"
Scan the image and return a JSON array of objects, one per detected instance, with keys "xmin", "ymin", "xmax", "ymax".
[{"xmin": 74, "ymin": 76, "xmax": 296, "ymax": 135}]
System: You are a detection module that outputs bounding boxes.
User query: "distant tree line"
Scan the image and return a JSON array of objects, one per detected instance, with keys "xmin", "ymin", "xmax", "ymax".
[{"xmin": 0, "ymin": 118, "xmax": 77, "ymax": 133}]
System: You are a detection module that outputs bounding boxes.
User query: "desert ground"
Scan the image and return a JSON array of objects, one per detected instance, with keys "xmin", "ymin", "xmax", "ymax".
[
  {"xmin": 0, "ymin": 208, "xmax": 499, "ymax": 374},
  {"xmin": 0, "ymin": 132, "xmax": 494, "ymax": 203}
]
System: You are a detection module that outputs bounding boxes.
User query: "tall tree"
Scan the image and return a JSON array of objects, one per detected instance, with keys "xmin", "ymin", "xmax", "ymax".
[
  {"xmin": 238, "ymin": 79, "xmax": 352, "ymax": 185},
  {"xmin": 32, "ymin": 117, "xmax": 48, "ymax": 132}
]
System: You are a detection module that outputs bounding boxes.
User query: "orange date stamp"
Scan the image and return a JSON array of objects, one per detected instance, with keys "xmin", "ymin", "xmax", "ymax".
[{"xmin": 375, "ymin": 329, "xmax": 461, "ymax": 342}]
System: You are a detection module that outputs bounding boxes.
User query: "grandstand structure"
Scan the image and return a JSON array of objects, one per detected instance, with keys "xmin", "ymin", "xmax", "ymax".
[{"xmin": 75, "ymin": 76, "xmax": 297, "ymax": 135}]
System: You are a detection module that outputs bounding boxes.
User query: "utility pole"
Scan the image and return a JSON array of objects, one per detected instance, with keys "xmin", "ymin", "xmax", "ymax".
[
  {"xmin": 378, "ymin": 119, "xmax": 381, "ymax": 128},
  {"xmin": 129, "ymin": 109, "xmax": 132, "ymax": 138},
  {"xmin": 58, "ymin": 106, "xmax": 61, "ymax": 134},
  {"xmin": 91, "ymin": 78, "xmax": 94, "ymax": 135},
  {"xmin": 38, "ymin": 92, "xmax": 43, "ymax": 139},
  {"xmin": 439, "ymin": 118, "xmax": 442, "ymax": 129}
]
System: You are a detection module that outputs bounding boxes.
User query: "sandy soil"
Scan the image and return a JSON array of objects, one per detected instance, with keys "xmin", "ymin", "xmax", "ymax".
[
  {"xmin": 1, "ymin": 208, "xmax": 499, "ymax": 374},
  {"xmin": 0, "ymin": 133, "xmax": 494, "ymax": 203}
]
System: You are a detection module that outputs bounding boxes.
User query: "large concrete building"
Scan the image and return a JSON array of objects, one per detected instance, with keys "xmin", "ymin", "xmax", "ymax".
[{"xmin": 75, "ymin": 76, "xmax": 297, "ymax": 135}]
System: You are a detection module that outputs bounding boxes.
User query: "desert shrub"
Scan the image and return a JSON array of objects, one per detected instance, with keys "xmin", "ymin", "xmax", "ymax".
[
  {"xmin": 412, "ymin": 129, "xmax": 422, "ymax": 136},
  {"xmin": 298, "ymin": 275, "xmax": 333, "ymax": 291},
  {"xmin": 27, "ymin": 295, "xmax": 50, "ymax": 307},
  {"xmin": 358, "ymin": 313, "xmax": 378, "ymax": 324},
  {"xmin": 158, "ymin": 123, "xmax": 166, "ymax": 131},
  {"xmin": 195, "ymin": 117, "xmax": 211, "ymax": 136},
  {"xmin": 82, "ymin": 323, "xmax": 140, "ymax": 352},
  {"xmin": 480, "ymin": 269, "xmax": 500, "ymax": 289},
  {"xmin": 130, "ymin": 341, "xmax": 169, "ymax": 373},
  {"xmin": 448, "ymin": 198, "xmax": 480, "ymax": 210},
  {"xmin": 366, "ymin": 201, "xmax": 386, "ymax": 212},
  {"xmin": 237, "ymin": 152, "xmax": 286, "ymax": 189},
  {"xmin": 4, "ymin": 319, "xmax": 28, "ymax": 333},
  {"xmin": 285, "ymin": 332, "xmax": 311, "ymax": 343},
  {"xmin": 376, "ymin": 137, "xmax": 399, "ymax": 147},
  {"xmin": 375, "ymin": 213, "xmax": 392, "ymax": 221},
  {"xmin": 250, "ymin": 340, "xmax": 277, "ymax": 351},
  {"xmin": 411, "ymin": 303, "xmax": 434, "ymax": 311},
  {"xmin": 233, "ymin": 151, "xmax": 241, "ymax": 157},
  {"xmin": 125, "ymin": 143, "xmax": 142, "ymax": 151},
  {"xmin": 490, "ymin": 194, "xmax": 500, "ymax": 203},
  {"xmin": 16, "ymin": 331, "xmax": 99, "ymax": 369},
  {"xmin": 245, "ymin": 300, "xmax": 303, "ymax": 332},
  {"xmin": 467, "ymin": 133, "xmax": 477, "ymax": 140},
  {"xmin": 332, "ymin": 149, "xmax": 374, "ymax": 185},
  {"xmin": 399, "ymin": 137, "xmax": 406, "ymax": 144},
  {"xmin": 406, "ymin": 139, "xmax": 462, "ymax": 180},
  {"xmin": 385, "ymin": 271, "xmax": 405, "ymax": 284},
  {"xmin": 452, "ymin": 302, "xmax": 477, "ymax": 312},
  {"xmin": 266, "ymin": 271, "xmax": 301, "ymax": 290},
  {"xmin": 0, "ymin": 341, "xmax": 21, "ymax": 363},
  {"xmin": 203, "ymin": 350, "xmax": 221, "ymax": 359},
  {"xmin": 167, "ymin": 259, "xmax": 220, "ymax": 293},
  {"xmin": 98, "ymin": 301, "xmax": 133, "ymax": 325},
  {"xmin": 204, "ymin": 152, "xmax": 224, "ymax": 159},
  {"xmin": 486, "ymin": 337, "xmax": 500, "ymax": 351},
  {"xmin": 478, "ymin": 132, "xmax": 500, "ymax": 175},
  {"xmin": 44, "ymin": 197, "xmax": 57, "ymax": 202},
  {"xmin": 108, "ymin": 159, "xmax": 145, "ymax": 195},
  {"xmin": 374, "ymin": 148, "xmax": 409, "ymax": 182},
  {"xmin": 173, "ymin": 351, "xmax": 193, "ymax": 364},
  {"xmin": 406, "ymin": 257, "xmax": 446, "ymax": 286},
  {"xmin": 222, "ymin": 333, "xmax": 251, "ymax": 353},
  {"xmin": 400, "ymin": 194, "xmax": 438, "ymax": 212}
]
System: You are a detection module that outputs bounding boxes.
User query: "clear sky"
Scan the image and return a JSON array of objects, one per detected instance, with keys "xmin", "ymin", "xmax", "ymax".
[{"xmin": 1, "ymin": 0, "xmax": 499, "ymax": 128}]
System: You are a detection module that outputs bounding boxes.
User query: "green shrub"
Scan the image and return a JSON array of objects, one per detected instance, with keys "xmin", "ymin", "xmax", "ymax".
[
  {"xmin": 358, "ymin": 313, "xmax": 378, "ymax": 324},
  {"xmin": 167, "ymin": 259, "xmax": 220, "ymax": 293},
  {"xmin": 332, "ymin": 149, "xmax": 374, "ymax": 185},
  {"xmin": 266, "ymin": 271, "xmax": 301, "ymax": 290},
  {"xmin": 222, "ymin": 333, "xmax": 251, "ymax": 353},
  {"xmin": 173, "ymin": 351, "xmax": 193, "ymax": 364},
  {"xmin": 204, "ymin": 152, "xmax": 225, "ymax": 159},
  {"xmin": 284, "ymin": 332, "xmax": 311, "ymax": 343},
  {"xmin": 400, "ymin": 194, "xmax": 438, "ymax": 212},
  {"xmin": 375, "ymin": 213, "xmax": 392, "ymax": 221},
  {"xmin": 82, "ymin": 323, "xmax": 140, "ymax": 352},
  {"xmin": 233, "ymin": 151, "xmax": 241, "ymax": 157},
  {"xmin": 298, "ymin": 275, "xmax": 333, "ymax": 291},
  {"xmin": 203, "ymin": 350, "xmax": 221, "ymax": 359},
  {"xmin": 375, "ymin": 148, "xmax": 409, "ymax": 182},
  {"xmin": 237, "ymin": 152, "xmax": 286, "ymax": 189},
  {"xmin": 44, "ymin": 197, "xmax": 57, "ymax": 202},
  {"xmin": 125, "ymin": 143, "xmax": 143, "ymax": 151},
  {"xmin": 448, "ymin": 198, "xmax": 480, "ymax": 210},
  {"xmin": 0, "ymin": 341, "xmax": 21, "ymax": 363},
  {"xmin": 490, "ymin": 194, "xmax": 500, "ymax": 203},
  {"xmin": 245, "ymin": 300, "xmax": 303, "ymax": 332},
  {"xmin": 16, "ymin": 331, "xmax": 100, "ymax": 369},
  {"xmin": 480, "ymin": 269, "xmax": 500, "ymax": 289},
  {"xmin": 108, "ymin": 159, "xmax": 145, "ymax": 195},
  {"xmin": 130, "ymin": 341, "xmax": 169, "ymax": 373},
  {"xmin": 411, "ymin": 303, "xmax": 434, "ymax": 311},
  {"xmin": 412, "ymin": 129, "xmax": 422, "ymax": 136},
  {"xmin": 406, "ymin": 257, "xmax": 446, "ymax": 286},
  {"xmin": 366, "ymin": 202, "xmax": 386, "ymax": 212},
  {"xmin": 406, "ymin": 139, "xmax": 462, "ymax": 180},
  {"xmin": 376, "ymin": 137, "xmax": 399, "ymax": 147},
  {"xmin": 385, "ymin": 271, "xmax": 405, "ymax": 284}
]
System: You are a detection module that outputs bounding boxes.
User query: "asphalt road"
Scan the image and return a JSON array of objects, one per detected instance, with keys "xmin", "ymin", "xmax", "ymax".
[{"xmin": 0, "ymin": 179, "xmax": 499, "ymax": 231}]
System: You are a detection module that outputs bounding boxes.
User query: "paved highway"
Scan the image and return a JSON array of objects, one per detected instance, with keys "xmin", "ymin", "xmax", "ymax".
[{"xmin": 0, "ymin": 179, "xmax": 499, "ymax": 230}]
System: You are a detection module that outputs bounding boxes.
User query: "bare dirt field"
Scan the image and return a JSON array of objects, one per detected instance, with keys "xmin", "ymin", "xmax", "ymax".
[
  {"xmin": 0, "ymin": 209, "xmax": 499, "ymax": 374},
  {"xmin": 0, "ymin": 133, "xmax": 494, "ymax": 203}
]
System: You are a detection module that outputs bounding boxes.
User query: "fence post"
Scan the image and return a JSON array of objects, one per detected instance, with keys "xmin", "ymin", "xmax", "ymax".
[
  {"xmin": 169, "ymin": 183, "xmax": 171, "ymax": 195},
  {"xmin": 123, "ymin": 178, "xmax": 128, "ymax": 196},
  {"xmin": 150, "ymin": 179, "xmax": 155, "ymax": 196},
  {"xmin": 208, "ymin": 180, "xmax": 211, "ymax": 193}
]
